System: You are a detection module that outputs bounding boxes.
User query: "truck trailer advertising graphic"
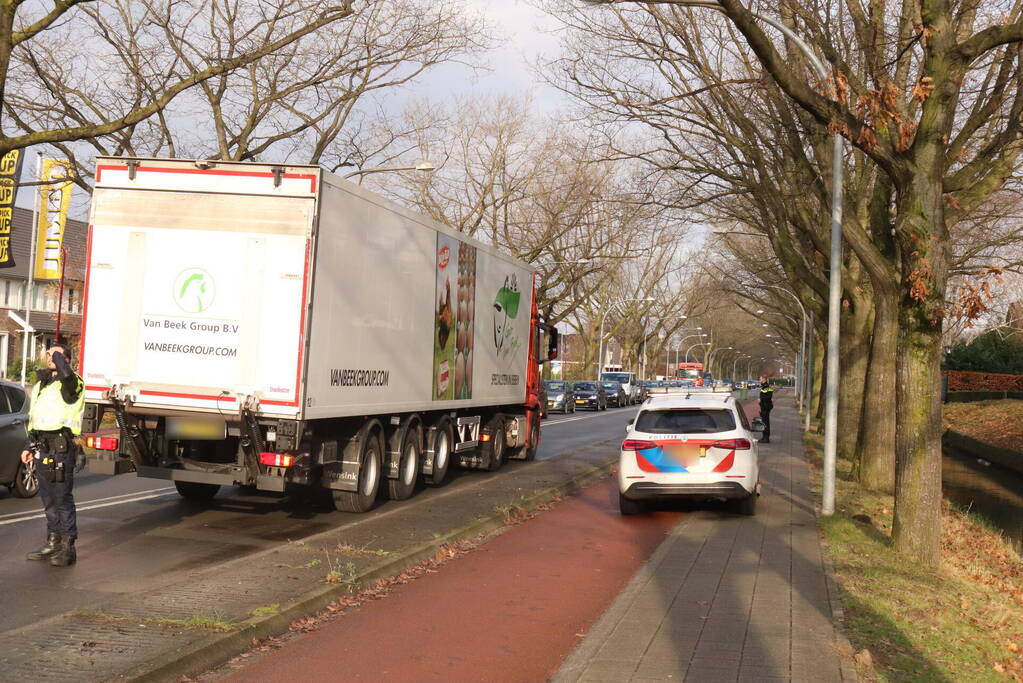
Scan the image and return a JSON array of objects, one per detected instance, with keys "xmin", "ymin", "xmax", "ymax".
[{"xmin": 433, "ymin": 233, "xmax": 476, "ymax": 400}]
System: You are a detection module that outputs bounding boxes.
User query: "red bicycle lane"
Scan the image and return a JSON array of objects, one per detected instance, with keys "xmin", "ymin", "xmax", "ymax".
[{"xmin": 219, "ymin": 476, "xmax": 682, "ymax": 682}]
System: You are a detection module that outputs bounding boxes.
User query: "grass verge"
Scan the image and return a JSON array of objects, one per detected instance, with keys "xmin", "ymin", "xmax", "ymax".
[{"xmin": 802, "ymin": 431, "xmax": 1023, "ymax": 682}]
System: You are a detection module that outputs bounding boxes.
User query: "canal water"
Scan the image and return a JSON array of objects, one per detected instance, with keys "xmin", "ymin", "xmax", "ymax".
[{"xmin": 942, "ymin": 447, "xmax": 1023, "ymax": 554}]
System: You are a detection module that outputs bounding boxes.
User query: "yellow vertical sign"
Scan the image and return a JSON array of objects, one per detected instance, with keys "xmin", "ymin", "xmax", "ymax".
[
  {"xmin": 0, "ymin": 149, "xmax": 24, "ymax": 268},
  {"xmin": 34, "ymin": 159, "xmax": 74, "ymax": 280}
]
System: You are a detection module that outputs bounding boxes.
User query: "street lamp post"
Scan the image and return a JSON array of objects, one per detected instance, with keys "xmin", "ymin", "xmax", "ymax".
[
  {"xmin": 732, "ymin": 353, "xmax": 749, "ymax": 381},
  {"xmin": 757, "ymin": 284, "xmax": 810, "ymax": 416},
  {"xmin": 343, "ymin": 162, "xmax": 436, "ymax": 180},
  {"xmin": 685, "ymin": 340, "xmax": 709, "ymax": 363},
  {"xmin": 596, "ymin": 297, "xmax": 654, "ymax": 379},
  {"xmin": 582, "ymin": 0, "xmax": 844, "ymax": 514},
  {"xmin": 680, "ymin": 334, "xmax": 708, "ymax": 363},
  {"xmin": 705, "ymin": 346, "xmax": 732, "ymax": 375}
]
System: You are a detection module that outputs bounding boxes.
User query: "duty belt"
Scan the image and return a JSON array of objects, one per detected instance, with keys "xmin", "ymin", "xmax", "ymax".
[{"xmin": 34, "ymin": 431, "xmax": 72, "ymax": 453}]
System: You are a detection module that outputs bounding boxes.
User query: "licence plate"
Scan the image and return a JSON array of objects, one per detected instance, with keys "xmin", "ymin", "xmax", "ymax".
[
  {"xmin": 546, "ymin": 401, "xmax": 554, "ymax": 406},
  {"xmin": 575, "ymin": 400, "xmax": 586, "ymax": 404},
  {"xmin": 166, "ymin": 417, "xmax": 227, "ymax": 440}
]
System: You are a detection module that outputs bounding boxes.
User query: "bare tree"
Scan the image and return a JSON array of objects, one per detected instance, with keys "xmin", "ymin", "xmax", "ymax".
[
  {"xmin": 1, "ymin": 0, "xmax": 358, "ymax": 162},
  {"xmin": 18, "ymin": 0, "xmax": 491, "ymax": 190},
  {"xmin": 545, "ymin": 0, "xmax": 1023, "ymax": 566}
]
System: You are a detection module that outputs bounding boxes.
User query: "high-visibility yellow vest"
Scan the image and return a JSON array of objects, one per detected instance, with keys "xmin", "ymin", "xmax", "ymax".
[{"xmin": 29, "ymin": 376, "xmax": 85, "ymax": 435}]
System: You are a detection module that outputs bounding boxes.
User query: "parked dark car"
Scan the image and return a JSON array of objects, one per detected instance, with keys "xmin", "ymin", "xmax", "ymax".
[
  {"xmin": 601, "ymin": 380, "xmax": 628, "ymax": 408},
  {"xmin": 638, "ymin": 380, "xmax": 666, "ymax": 399},
  {"xmin": 571, "ymin": 381, "xmax": 607, "ymax": 411},
  {"xmin": 544, "ymin": 380, "xmax": 575, "ymax": 414},
  {"xmin": 0, "ymin": 380, "xmax": 37, "ymax": 498}
]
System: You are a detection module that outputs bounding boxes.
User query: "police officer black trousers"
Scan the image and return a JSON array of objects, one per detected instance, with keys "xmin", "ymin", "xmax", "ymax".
[{"xmin": 27, "ymin": 449, "xmax": 78, "ymax": 565}]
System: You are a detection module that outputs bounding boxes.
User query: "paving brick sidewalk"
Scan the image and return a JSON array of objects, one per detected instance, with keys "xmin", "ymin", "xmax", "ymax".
[{"xmin": 554, "ymin": 399, "xmax": 856, "ymax": 682}]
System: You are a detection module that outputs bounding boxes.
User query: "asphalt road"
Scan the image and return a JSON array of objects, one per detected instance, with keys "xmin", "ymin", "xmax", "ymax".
[{"xmin": 0, "ymin": 404, "xmax": 639, "ymax": 634}]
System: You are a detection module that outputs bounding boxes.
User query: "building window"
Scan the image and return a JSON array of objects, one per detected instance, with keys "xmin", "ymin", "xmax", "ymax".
[{"xmin": 2, "ymin": 280, "xmax": 8, "ymax": 306}]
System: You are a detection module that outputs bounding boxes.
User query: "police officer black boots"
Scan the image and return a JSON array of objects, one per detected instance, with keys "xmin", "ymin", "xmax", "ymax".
[
  {"xmin": 48, "ymin": 536, "xmax": 76, "ymax": 567},
  {"xmin": 26, "ymin": 532, "xmax": 60, "ymax": 561}
]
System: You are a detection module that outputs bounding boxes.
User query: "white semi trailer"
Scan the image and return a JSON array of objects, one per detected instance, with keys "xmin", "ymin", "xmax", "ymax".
[{"xmin": 80, "ymin": 157, "xmax": 557, "ymax": 512}]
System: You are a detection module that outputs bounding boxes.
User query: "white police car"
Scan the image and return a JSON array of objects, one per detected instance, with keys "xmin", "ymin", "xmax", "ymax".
[{"xmin": 619, "ymin": 393, "xmax": 762, "ymax": 515}]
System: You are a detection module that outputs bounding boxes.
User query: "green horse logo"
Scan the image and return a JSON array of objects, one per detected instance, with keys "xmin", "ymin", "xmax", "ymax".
[
  {"xmin": 173, "ymin": 268, "xmax": 216, "ymax": 314},
  {"xmin": 492, "ymin": 274, "xmax": 521, "ymax": 353}
]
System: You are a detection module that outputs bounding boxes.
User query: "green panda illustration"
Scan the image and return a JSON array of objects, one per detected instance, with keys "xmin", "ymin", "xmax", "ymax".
[{"xmin": 492, "ymin": 274, "xmax": 520, "ymax": 353}]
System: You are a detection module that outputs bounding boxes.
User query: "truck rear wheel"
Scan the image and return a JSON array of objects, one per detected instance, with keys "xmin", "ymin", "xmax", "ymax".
[
  {"xmin": 483, "ymin": 416, "xmax": 506, "ymax": 472},
  {"xmin": 174, "ymin": 481, "xmax": 220, "ymax": 501},
  {"xmin": 333, "ymin": 429, "xmax": 383, "ymax": 513},
  {"xmin": 522, "ymin": 415, "xmax": 540, "ymax": 461},
  {"xmin": 427, "ymin": 419, "xmax": 453, "ymax": 487},
  {"xmin": 386, "ymin": 425, "xmax": 422, "ymax": 500}
]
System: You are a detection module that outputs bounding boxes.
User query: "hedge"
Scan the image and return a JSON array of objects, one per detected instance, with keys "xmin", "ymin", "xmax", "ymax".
[{"xmin": 941, "ymin": 369, "xmax": 1023, "ymax": 392}]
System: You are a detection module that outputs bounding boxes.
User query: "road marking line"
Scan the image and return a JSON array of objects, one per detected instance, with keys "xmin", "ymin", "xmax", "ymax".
[
  {"xmin": 0, "ymin": 486, "xmax": 175, "ymax": 520},
  {"xmin": 544, "ymin": 409, "xmax": 638, "ymax": 427},
  {"xmin": 1, "ymin": 413, "xmax": 635, "ymax": 527},
  {"xmin": 0, "ymin": 491, "xmax": 178, "ymax": 526}
]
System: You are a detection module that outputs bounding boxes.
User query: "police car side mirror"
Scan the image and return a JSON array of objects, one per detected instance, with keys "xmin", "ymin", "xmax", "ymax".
[{"xmin": 751, "ymin": 417, "xmax": 765, "ymax": 434}]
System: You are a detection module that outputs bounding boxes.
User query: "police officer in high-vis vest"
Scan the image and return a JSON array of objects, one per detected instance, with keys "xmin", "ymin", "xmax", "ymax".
[
  {"xmin": 21, "ymin": 343, "xmax": 86, "ymax": 567},
  {"xmin": 758, "ymin": 375, "xmax": 775, "ymax": 444}
]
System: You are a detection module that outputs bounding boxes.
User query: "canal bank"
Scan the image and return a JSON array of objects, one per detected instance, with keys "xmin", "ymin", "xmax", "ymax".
[{"xmin": 942, "ymin": 433, "xmax": 1023, "ymax": 554}]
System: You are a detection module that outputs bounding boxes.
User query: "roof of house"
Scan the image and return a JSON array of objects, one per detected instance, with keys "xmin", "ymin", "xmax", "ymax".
[{"xmin": 30, "ymin": 312, "xmax": 82, "ymax": 335}]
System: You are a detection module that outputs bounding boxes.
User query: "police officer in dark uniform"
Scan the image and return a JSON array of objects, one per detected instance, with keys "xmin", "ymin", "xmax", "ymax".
[
  {"xmin": 758, "ymin": 375, "xmax": 774, "ymax": 443},
  {"xmin": 21, "ymin": 343, "xmax": 86, "ymax": 567}
]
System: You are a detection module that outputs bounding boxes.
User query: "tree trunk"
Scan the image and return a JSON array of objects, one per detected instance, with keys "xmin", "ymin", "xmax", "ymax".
[
  {"xmin": 892, "ymin": 175, "xmax": 949, "ymax": 568},
  {"xmin": 857, "ymin": 287, "xmax": 898, "ymax": 492},
  {"xmin": 812, "ymin": 336, "xmax": 825, "ymax": 430},
  {"xmin": 839, "ymin": 297, "xmax": 871, "ymax": 468},
  {"xmin": 892, "ymin": 311, "xmax": 944, "ymax": 565}
]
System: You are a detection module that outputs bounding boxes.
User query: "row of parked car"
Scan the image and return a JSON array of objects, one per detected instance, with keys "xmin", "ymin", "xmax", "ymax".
[
  {"xmin": 542, "ymin": 379, "xmax": 641, "ymax": 415},
  {"xmin": 542, "ymin": 376, "xmax": 766, "ymax": 417}
]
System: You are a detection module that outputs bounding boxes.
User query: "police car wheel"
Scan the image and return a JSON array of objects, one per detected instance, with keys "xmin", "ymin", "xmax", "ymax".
[{"xmin": 12, "ymin": 460, "xmax": 39, "ymax": 498}]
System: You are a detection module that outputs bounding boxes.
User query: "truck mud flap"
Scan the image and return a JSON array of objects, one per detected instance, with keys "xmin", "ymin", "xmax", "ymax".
[
  {"xmin": 256, "ymin": 474, "xmax": 286, "ymax": 492},
  {"xmin": 320, "ymin": 438, "xmax": 360, "ymax": 492}
]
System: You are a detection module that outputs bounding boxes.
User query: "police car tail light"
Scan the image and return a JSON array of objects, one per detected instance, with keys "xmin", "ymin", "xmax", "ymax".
[
  {"xmin": 622, "ymin": 439, "xmax": 656, "ymax": 451},
  {"xmin": 259, "ymin": 452, "xmax": 294, "ymax": 467},
  {"xmin": 711, "ymin": 438, "xmax": 750, "ymax": 450},
  {"xmin": 86, "ymin": 436, "xmax": 119, "ymax": 450}
]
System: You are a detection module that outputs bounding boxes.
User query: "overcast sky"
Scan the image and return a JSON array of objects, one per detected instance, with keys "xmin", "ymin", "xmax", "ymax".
[
  {"xmin": 18, "ymin": 1, "xmax": 572, "ymax": 214},
  {"xmin": 405, "ymin": 0, "xmax": 568, "ymax": 114}
]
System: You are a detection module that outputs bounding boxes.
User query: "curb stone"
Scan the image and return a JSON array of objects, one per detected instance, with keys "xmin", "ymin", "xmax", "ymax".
[
  {"xmin": 806, "ymin": 437, "xmax": 858, "ymax": 682},
  {"xmin": 114, "ymin": 455, "xmax": 618, "ymax": 682},
  {"xmin": 817, "ymin": 520, "xmax": 860, "ymax": 682}
]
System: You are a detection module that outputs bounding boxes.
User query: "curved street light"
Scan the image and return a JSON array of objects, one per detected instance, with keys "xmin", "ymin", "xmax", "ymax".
[
  {"xmin": 343, "ymin": 162, "xmax": 436, "ymax": 181},
  {"xmin": 596, "ymin": 297, "xmax": 655, "ymax": 379}
]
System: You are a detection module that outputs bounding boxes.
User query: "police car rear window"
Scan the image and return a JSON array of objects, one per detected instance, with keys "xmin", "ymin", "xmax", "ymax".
[{"xmin": 635, "ymin": 409, "xmax": 736, "ymax": 434}]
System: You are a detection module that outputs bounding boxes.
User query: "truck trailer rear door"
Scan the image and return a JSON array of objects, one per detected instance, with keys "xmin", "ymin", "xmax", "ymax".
[{"xmin": 81, "ymin": 158, "xmax": 318, "ymax": 417}]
